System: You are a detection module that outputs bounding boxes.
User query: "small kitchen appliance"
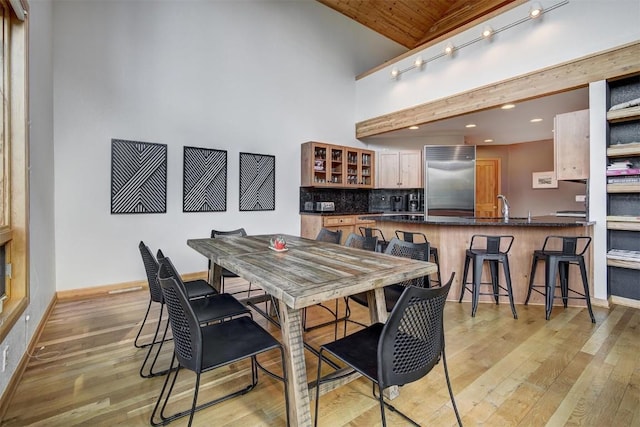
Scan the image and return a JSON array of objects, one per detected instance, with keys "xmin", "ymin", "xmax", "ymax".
[
  {"xmin": 314, "ymin": 201, "xmax": 335, "ymax": 212},
  {"xmin": 391, "ymin": 195, "xmax": 406, "ymax": 212},
  {"xmin": 408, "ymin": 193, "xmax": 420, "ymax": 212}
]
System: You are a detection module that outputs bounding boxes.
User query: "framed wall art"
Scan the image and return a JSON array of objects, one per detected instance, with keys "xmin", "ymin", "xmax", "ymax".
[
  {"xmin": 111, "ymin": 138, "xmax": 167, "ymax": 214},
  {"xmin": 183, "ymin": 146, "xmax": 227, "ymax": 212},
  {"xmin": 532, "ymin": 171, "xmax": 558, "ymax": 189},
  {"xmin": 239, "ymin": 152, "xmax": 275, "ymax": 211}
]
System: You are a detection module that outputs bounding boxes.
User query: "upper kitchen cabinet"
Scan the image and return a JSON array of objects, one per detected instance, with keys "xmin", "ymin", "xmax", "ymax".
[
  {"xmin": 301, "ymin": 141, "xmax": 375, "ymax": 188},
  {"xmin": 554, "ymin": 109, "xmax": 590, "ymax": 181},
  {"xmin": 376, "ymin": 150, "xmax": 423, "ymax": 188}
]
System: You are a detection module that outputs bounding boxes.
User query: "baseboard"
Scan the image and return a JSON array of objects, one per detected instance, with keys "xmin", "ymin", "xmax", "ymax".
[
  {"xmin": 610, "ymin": 295, "xmax": 640, "ymax": 309},
  {"xmin": 0, "ymin": 294, "xmax": 57, "ymax": 422},
  {"xmin": 55, "ymin": 271, "xmax": 208, "ymax": 301}
]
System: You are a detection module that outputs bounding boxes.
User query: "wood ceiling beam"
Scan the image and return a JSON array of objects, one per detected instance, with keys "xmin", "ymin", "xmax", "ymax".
[{"xmin": 355, "ymin": 41, "xmax": 640, "ymax": 139}]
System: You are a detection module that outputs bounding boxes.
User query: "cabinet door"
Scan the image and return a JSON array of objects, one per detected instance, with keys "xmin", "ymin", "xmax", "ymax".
[
  {"xmin": 376, "ymin": 152, "xmax": 400, "ymax": 188},
  {"xmin": 399, "ymin": 151, "xmax": 422, "ymax": 188},
  {"xmin": 555, "ymin": 109, "xmax": 590, "ymax": 180}
]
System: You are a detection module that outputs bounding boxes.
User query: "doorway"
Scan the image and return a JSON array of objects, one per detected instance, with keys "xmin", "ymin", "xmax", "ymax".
[{"xmin": 476, "ymin": 158, "xmax": 501, "ymax": 217}]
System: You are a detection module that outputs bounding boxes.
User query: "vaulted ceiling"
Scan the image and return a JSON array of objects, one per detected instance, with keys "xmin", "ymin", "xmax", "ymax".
[{"xmin": 318, "ymin": 0, "xmax": 521, "ymax": 50}]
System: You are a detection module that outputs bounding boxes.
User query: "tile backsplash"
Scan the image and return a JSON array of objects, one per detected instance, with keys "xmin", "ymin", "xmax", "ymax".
[{"xmin": 299, "ymin": 187, "xmax": 423, "ymax": 213}]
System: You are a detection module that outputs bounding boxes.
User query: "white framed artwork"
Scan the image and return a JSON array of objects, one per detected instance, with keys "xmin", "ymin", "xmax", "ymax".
[{"xmin": 532, "ymin": 171, "xmax": 558, "ymax": 189}]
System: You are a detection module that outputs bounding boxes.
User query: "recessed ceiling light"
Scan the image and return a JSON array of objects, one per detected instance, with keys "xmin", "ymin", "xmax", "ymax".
[
  {"xmin": 530, "ymin": 118, "xmax": 543, "ymax": 123},
  {"xmin": 465, "ymin": 123, "xmax": 476, "ymax": 128},
  {"xmin": 501, "ymin": 104, "xmax": 515, "ymax": 110},
  {"xmin": 484, "ymin": 139, "xmax": 494, "ymax": 143},
  {"xmin": 408, "ymin": 125, "xmax": 419, "ymax": 130}
]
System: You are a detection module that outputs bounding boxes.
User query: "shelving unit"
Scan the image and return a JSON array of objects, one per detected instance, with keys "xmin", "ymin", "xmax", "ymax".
[
  {"xmin": 301, "ymin": 142, "xmax": 375, "ymax": 188},
  {"xmin": 606, "ymin": 75, "xmax": 640, "ymax": 300}
]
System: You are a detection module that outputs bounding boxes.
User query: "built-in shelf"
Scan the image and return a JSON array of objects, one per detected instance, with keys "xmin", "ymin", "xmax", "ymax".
[
  {"xmin": 607, "ymin": 183, "xmax": 640, "ymax": 193},
  {"xmin": 607, "ymin": 215, "xmax": 640, "ymax": 231},
  {"xmin": 606, "ymin": 142, "xmax": 640, "ymax": 158},
  {"xmin": 607, "ymin": 249, "xmax": 640, "ymax": 270},
  {"xmin": 606, "ymin": 105, "xmax": 640, "ymax": 123}
]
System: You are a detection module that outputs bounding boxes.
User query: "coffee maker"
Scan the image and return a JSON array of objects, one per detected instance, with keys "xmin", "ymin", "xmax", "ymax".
[
  {"xmin": 408, "ymin": 193, "xmax": 421, "ymax": 212},
  {"xmin": 391, "ymin": 195, "xmax": 406, "ymax": 212}
]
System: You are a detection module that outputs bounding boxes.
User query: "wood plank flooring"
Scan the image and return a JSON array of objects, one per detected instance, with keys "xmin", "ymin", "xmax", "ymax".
[{"xmin": 1, "ymin": 278, "xmax": 639, "ymax": 426}]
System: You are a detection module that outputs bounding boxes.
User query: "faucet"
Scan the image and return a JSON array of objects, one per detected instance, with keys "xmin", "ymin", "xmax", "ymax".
[{"xmin": 497, "ymin": 194, "xmax": 510, "ymax": 220}]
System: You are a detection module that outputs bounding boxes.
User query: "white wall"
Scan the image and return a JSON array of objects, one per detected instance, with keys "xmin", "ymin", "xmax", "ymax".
[
  {"xmin": 0, "ymin": 0, "xmax": 56, "ymax": 401},
  {"xmin": 52, "ymin": 0, "xmax": 404, "ymax": 291},
  {"xmin": 356, "ymin": 0, "xmax": 640, "ymax": 121}
]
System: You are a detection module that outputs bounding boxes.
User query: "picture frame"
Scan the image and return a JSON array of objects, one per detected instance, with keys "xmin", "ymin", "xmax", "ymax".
[{"xmin": 532, "ymin": 171, "xmax": 558, "ymax": 189}]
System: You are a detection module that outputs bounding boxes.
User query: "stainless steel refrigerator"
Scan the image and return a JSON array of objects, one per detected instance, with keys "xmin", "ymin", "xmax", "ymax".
[{"xmin": 423, "ymin": 145, "xmax": 476, "ymax": 217}]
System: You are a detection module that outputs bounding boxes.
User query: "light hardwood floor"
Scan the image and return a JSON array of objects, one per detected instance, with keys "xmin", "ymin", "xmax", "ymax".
[{"xmin": 1, "ymin": 278, "xmax": 639, "ymax": 426}]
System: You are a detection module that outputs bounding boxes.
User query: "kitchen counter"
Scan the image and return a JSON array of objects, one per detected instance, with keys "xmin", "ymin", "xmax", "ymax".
[
  {"xmin": 359, "ymin": 214, "xmax": 593, "ymax": 227},
  {"xmin": 359, "ymin": 214, "xmax": 594, "ymax": 309},
  {"xmin": 299, "ymin": 211, "xmax": 382, "ymax": 216}
]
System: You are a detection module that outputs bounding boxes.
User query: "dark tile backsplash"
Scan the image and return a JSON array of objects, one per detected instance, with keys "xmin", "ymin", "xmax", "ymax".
[{"xmin": 300, "ymin": 187, "xmax": 423, "ymax": 213}]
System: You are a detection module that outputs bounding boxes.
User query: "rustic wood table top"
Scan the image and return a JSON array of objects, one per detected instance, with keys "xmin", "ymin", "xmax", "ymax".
[{"xmin": 187, "ymin": 234, "xmax": 437, "ymax": 426}]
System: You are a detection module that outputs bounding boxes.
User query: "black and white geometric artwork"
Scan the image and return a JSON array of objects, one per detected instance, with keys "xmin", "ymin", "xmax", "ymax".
[
  {"xmin": 183, "ymin": 146, "xmax": 227, "ymax": 212},
  {"xmin": 239, "ymin": 152, "xmax": 275, "ymax": 211},
  {"xmin": 111, "ymin": 139, "xmax": 167, "ymax": 214}
]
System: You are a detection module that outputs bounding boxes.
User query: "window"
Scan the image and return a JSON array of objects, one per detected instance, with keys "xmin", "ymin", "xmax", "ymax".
[{"xmin": 0, "ymin": 0, "xmax": 28, "ymax": 342}]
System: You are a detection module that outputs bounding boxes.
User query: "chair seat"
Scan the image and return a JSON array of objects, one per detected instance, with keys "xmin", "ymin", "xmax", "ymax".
[
  {"xmin": 322, "ymin": 322, "xmax": 384, "ymax": 381},
  {"xmin": 185, "ymin": 279, "xmax": 218, "ymax": 299},
  {"xmin": 190, "ymin": 293, "xmax": 250, "ymax": 324},
  {"xmin": 200, "ymin": 317, "xmax": 282, "ymax": 372}
]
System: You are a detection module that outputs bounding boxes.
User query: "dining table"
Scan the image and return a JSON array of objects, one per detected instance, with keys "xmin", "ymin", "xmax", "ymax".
[{"xmin": 187, "ymin": 234, "xmax": 438, "ymax": 427}]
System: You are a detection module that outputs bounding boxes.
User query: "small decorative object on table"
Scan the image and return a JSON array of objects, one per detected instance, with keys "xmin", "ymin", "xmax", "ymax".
[{"xmin": 269, "ymin": 235, "xmax": 288, "ymax": 251}]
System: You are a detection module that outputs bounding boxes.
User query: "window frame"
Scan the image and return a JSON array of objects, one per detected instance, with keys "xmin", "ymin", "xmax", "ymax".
[{"xmin": 0, "ymin": 0, "xmax": 29, "ymax": 343}]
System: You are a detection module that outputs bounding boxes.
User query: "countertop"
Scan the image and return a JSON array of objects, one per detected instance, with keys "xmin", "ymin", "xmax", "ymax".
[{"xmin": 358, "ymin": 214, "xmax": 593, "ymax": 227}]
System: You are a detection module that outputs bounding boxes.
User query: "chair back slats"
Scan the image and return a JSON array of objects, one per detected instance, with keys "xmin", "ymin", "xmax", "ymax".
[
  {"xmin": 316, "ymin": 228, "xmax": 342, "ymax": 244},
  {"xmin": 385, "ymin": 238, "xmax": 430, "ymax": 288},
  {"xmin": 157, "ymin": 262, "xmax": 201, "ymax": 372},
  {"xmin": 139, "ymin": 241, "xmax": 163, "ymax": 303},
  {"xmin": 378, "ymin": 275, "xmax": 453, "ymax": 388},
  {"xmin": 344, "ymin": 233, "xmax": 378, "ymax": 251}
]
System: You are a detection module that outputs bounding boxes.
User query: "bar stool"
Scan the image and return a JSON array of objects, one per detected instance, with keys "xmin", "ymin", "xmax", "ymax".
[
  {"xmin": 459, "ymin": 234, "xmax": 517, "ymax": 319},
  {"xmin": 359, "ymin": 226, "xmax": 389, "ymax": 253},
  {"xmin": 525, "ymin": 235, "xmax": 595, "ymax": 323},
  {"xmin": 395, "ymin": 230, "xmax": 442, "ymax": 287}
]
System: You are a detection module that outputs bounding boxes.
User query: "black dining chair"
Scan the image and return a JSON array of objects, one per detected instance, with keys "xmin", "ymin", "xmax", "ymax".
[
  {"xmin": 135, "ymin": 241, "xmax": 218, "ymax": 355},
  {"xmin": 152, "ymin": 263, "xmax": 289, "ymax": 427},
  {"xmin": 209, "ymin": 228, "xmax": 253, "ymax": 296},
  {"xmin": 347, "ymin": 237, "xmax": 431, "ymax": 314},
  {"xmin": 136, "ymin": 242, "xmax": 249, "ymax": 378},
  {"xmin": 314, "ymin": 275, "xmax": 461, "ymax": 427},
  {"xmin": 395, "ymin": 229, "xmax": 443, "ymax": 287},
  {"xmin": 315, "ymin": 227, "xmax": 342, "ymax": 244}
]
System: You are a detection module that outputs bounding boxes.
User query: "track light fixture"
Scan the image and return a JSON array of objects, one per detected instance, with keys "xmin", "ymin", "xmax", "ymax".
[{"xmin": 389, "ymin": 0, "xmax": 567, "ymax": 80}]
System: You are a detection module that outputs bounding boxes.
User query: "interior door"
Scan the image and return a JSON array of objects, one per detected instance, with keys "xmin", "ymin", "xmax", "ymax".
[{"xmin": 475, "ymin": 158, "xmax": 501, "ymax": 217}]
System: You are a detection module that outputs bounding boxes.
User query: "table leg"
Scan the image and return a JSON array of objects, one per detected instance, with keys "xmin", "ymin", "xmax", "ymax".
[
  {"xmin": 208, "ymin": 262, "xmax": 222, "ymax": 292},
  {"xmin": 278, "ymin": 301, "xmax": 312, "ymax": 427}
]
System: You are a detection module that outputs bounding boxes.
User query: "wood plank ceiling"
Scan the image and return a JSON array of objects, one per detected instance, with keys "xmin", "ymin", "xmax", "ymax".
[{"xmin": 317, "ymin": 0, "xmax": 521, "ymax": 50}]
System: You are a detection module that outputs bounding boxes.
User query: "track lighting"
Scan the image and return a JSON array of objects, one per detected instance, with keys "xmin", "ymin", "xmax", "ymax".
[{"xmin": 388, "ymin": 0, "xmax": 567, "ymax": 81}]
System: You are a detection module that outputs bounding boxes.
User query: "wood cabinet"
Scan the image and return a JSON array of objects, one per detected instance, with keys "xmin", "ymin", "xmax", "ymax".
[
  {"xmin": 301, "ymin": 141, "xmax": 374, "ymax": 188},
  {"xmin": 554, "ymin": 109, "xmax": 590, "ymax": 180},
  {"xmin": 376, "ymin": 150, "xmax": 422, "ymax": 188},
  {"xmin": 300, "ymin": 214, "xmax": 375, "ymax": 244},
  {"xmin": 605, "ymin": 75, "xmax": 640, "ymax": 302}
]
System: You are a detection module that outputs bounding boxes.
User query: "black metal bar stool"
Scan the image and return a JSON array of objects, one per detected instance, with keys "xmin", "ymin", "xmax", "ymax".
[
  {"xmin": 459, "ymin": 234, "xmax": 517, "ymax": 319},
  {"xmin": 359, "ymin": 226, "xmax": 389, "ymax": 253},
  {"xmin": 525, "ymin": 235, "xmax": 595, "ymax": 323},
  {"xmin": 395, "ymin": 229, "xmax": 442, "ymax": 287}
]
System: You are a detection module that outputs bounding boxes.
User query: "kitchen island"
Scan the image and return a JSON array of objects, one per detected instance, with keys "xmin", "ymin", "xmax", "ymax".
[{"xmin": 359, "ymin": 214, "xmax": 594, "ymax": 308}]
